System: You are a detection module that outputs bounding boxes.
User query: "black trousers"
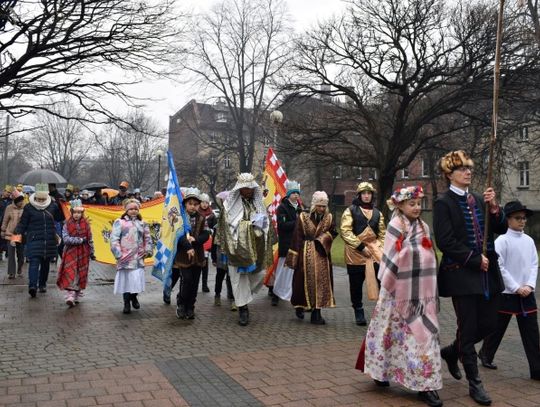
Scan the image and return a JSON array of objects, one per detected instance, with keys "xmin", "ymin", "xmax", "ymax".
[
  {"xmin": 200, "ymin": 258, "xmax": 209, "ymax": 289},
  {"xmin": 175, "ymin": 266, "xmax": 202, "ymax": 310},
  {"xmin": 481, "ymin": 311, "xmax": 540, "ymax": 377},
  {"xmin": 347, "ymin": 263, "xmax": 379, "ymax": 309},
  {"xmin": 215, "ymin": 267, "xmax": 233, "ymax": 299},
  {"xmin": 451, "ymin": 294, "xmax": 500, "ymax": 367}
]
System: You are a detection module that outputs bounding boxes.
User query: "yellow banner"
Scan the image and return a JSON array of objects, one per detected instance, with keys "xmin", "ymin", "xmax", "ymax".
[{"xmin": 61, "ymin": 199, "xmax": 164, "ymax": 265}]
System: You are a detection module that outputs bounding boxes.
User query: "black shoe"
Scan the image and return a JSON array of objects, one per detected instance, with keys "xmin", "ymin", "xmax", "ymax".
[
  {"xmin": 239, "ymin": 305, "xmax": 249, "ymax": 326},
  {"xmin": 38, "ymin": 287, "xmax": 47, "ymax": 293},
  {"xmin": 295, "ymin": 308, "xmax": 304, "ymax": 320},
  {"xmin": 468, "ymin": 379, "xmax": 492, "ymax": 405},
  {"xmin": 271, "ymin": 295, "xmax": 279, "ymax": 306},
  {"xmin": 131, "ymin": 294, "xmax": 140, "ymax": 310},
  {"xmin": 354, "ymin": 307, "xmax": 367, "ymax": 326},
  {"xmin": 310, "ymin": 309, "xmax": 326, "ymax": 325},
  {"xmin": 202, "ymin": 285, "xmax": 210, "ymax": 293},
  {"xmin": 29, "ymin": 288, "xmax": 37, "ymax": 298},
  {"xmin": 123, "ymin": 293, "xmax": 131, "ymax": 314},
  {"xmin": 8, "ymin": 274, "xmax": 14, "ymax": 279},
  {"xmin": 418, "ymin": 391, "xmax": 443, "ymax": 407},
  {"xmin": 176, "ymin": 305, "xmax": 186, "ymax": 319},
  {"xmin": 163, "ymin": 292, "xmax": 171, "ymax": 305},
  {"xmin": 186, "ymin": 308, "xmax": 195, "ymax": 319},
  {"xmin": 268, "ymin": 286, "xmax": 274, "ymax": 297},
  {"xmin": 441, "ymin": 345, "xmax": 462, "ymax": 380},
  {"xmin": 373, "ymin": 379, "xmax": 390, "ymax": 387},
  {"xmin": 478, "ymin": 350, "xmax": 497, "ymax": 370}
]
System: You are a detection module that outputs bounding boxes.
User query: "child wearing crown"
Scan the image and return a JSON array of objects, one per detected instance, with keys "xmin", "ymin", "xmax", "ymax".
[
  {"xmin": 57, "ymin": 199, "xmax": 95, "ymax": 307},
  {"xmin": 357, "ymin": 185, "xmax": 443, "ymax": 407}
]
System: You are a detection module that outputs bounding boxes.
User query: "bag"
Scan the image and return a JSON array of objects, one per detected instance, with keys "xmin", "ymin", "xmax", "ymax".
[{"xmin": 365, "ymin": 260, "xmax": 379, "ymax": 301}]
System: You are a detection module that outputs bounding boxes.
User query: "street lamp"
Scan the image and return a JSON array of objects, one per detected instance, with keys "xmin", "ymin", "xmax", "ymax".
[
  {"xmin": 269, "ymin": 110, "xmax": 283, "ymax": 146},
  {"xmin": 156, "ymin": 149, "xmax": 164, "ymax": 191}
]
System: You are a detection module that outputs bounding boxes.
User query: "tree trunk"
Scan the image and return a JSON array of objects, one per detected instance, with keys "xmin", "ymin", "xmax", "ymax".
[{"xmin": 377, "ymin": 172, "xmax": 395, "ymax": 222}]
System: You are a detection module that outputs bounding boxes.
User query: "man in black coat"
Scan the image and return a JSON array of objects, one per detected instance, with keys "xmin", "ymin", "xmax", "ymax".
[
  {"xmin": 434, "ymin": 150, "xmax": 507, "ymax": 406},
  {"xmin": 272, "ymin": 180, "xmax": 304, "ymax": 308}
]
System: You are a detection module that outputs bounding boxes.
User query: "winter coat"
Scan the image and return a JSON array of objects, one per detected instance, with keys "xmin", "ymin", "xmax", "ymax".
[
  {"xmin": 174, "ymin": 212, "xmax": 210, "ymax": 268},
  {"xmin": 110, "ymin": 216, "xmax": 153, "ymax": 271},
  {"xmin": 1, "ymin": 203, "xmax": 24, "ymax": 239},
  {"xmin": 15, "ymin": 203, "xmax": 58, "ymax": 259},
  {"xmin": 276, "ymin": 198, "xmax": 303, "ymax": 257}
]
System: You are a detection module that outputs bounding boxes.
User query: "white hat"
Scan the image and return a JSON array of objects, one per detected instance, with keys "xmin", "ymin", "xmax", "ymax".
[
  {"xmin": 183, "ymin": 187, "xmax": 201, "ymax": 202},
  {"xmin": 311, "ymin": 191, "xmax": 329, "ymax": 207},
  {"xmin": 199, "ymin": 193, "xmax": 210, "ymax": 203},
  {"xmin": 233, "ymin": 173, "xmax": 258, "ymax": 190}
]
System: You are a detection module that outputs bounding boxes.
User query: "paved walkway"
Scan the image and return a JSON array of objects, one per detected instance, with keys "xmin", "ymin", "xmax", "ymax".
[{"xmin": 0, "ymin": 260, "xmax": 538, "ymax": 406}]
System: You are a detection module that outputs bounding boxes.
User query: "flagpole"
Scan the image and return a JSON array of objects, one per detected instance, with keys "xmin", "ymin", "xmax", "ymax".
[{"xmin": 483, "ymin": 0, "xmax": 505, "ymax": 255}]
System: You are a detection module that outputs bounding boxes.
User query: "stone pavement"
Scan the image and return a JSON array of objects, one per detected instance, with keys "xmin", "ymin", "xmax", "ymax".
[{"xmin": 0, "ymin": 259, "xmax": 539, "ymax": 407}]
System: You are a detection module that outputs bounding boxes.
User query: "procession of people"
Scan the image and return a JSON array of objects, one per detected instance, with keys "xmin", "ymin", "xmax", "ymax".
[{"xmin": 1, "ymin": 150, "xmax": 539, "ymax": 407}]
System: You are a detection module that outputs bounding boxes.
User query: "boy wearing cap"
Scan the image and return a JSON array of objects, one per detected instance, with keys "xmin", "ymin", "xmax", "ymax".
[
  {"xmin": 434, "ymin": 150, "xmax": 507, "ymax": 406},
  {"xmin": 172, "ymin": 188, "xmax": 210, "ymax": 319},
  {"xmin": 1, "ymin": 190, "xmax": 25, "ymax": 277},
  {"xmin": 478, "ymin": 201, "xmax": 540, "ymax": 380},
  {"xmin": 340, "ymin": 182, "xmax": 385, "ymax": 326},
  {"xmin": 109, "ymin": 181, "xmax": 129, "ymax": 206}
]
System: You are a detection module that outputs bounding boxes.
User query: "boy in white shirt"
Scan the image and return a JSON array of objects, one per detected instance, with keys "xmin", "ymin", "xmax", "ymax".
[{"xmin": 479, "ymin": 201, "xmax": 540, "ymax": 380}]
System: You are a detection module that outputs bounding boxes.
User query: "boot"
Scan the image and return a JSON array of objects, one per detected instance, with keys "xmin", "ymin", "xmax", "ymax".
[
  {"xmin": 464, "ymin": 363, "xmax": 492, "ymax": 406},
  {"xmin": 65, "ymin": 291, "xmax": 75, "ymax": 307},
  {"xmin": 123, "ymin": 293, "xmax": 131, "ymax": 314},
  {"xmin": 295, "ymin": 308, "xmax": 305, "ymax": 320},
  {"xmin": 478, "ymin": 349, "xmax": 497, "ymax": 370},
  {"xmin": 239, "ymin": 305, "xmax": 249, "ymax": 326},
  {"xmin": 271, "ymin": 294, "xmax": 279, "ymax": 306},
  {"xmin": 310, "ymin": 309, "xmax": 325, "ymax": 325},
  {"xmin": 186, "ymin": 307, "xmax": 195, "ymax": 320},
  {"xmin": 130, "ymin": 293, "xmax": 140, "ymax": 309},
  {"xmin": 441, "ymin": 343, "xmax": 462, "ymax": 380},
  {"xmin": 214, "ymin": 295, "xmax": 221, "ymax": 306},
  {"xmin": 354, "ymin": 307, "xmax": 367, "ymax": 326},
  {"xmin": 417, "ymin": 390, "xmax": 443, "ymax": 407},
  {"xmin": 176, "ymin": 304, "xmax": 186, "ymax": 319}
]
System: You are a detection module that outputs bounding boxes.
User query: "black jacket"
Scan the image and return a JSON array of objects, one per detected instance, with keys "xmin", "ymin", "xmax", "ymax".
[
  {"xmin": 276, "ymin": 198, "xmax": 303, "ymax": 257},
  {"xmin": 433, "ymin": 190, "xmax": 507, "ymax": 297},
  {"xmin": 15, "ymin": 203, "xmax": 58, "ymax": 259}
]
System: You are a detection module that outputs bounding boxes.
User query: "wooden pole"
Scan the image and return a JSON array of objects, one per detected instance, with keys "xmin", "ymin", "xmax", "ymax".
[{"xmin": 483, "ymin": 0, "xmax": 506, "ymax": 255}]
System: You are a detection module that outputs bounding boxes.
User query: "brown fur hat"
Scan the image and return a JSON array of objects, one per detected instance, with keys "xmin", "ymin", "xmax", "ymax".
[{"xmin": 439, "ymin": 150, "xmax": 474, "ymax": 175}]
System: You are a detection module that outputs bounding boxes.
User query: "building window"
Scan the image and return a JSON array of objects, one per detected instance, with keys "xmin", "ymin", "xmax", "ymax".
[
  {"xmin": 333, "ymin": 165, "xmax": 342, "ymax": 179},
  {"xmin": 208, "ymin": 131, "xmax": 217, "ymax": 144},
  {"xmin": 519, "ymin": 161, "xmax": 529, "ymax": 187},
  {"xmin": 519, "ymin": 126, "xmax": 529, "ymax": 141},
  {"xmin": 216, "ymin": 112, "xmax": 227, "ymax": 123},
  {"xmin": 421, "ymin": 197, "xmax": 429, "ymax": 210},
  {"xmin": 421, "ymin": 159, "xmax": 429, "ymax": 177},
  {"xmin": 368, "ymin": 168, "xmax": 377, "ymax": 180},
  {"xmin": 224, "ymin": 155, "xmax": 231, "ymax": 169},
  {"xmin": 210, "ymin": 154, "xmax": 216, "ymax": 168},
  {"xmin": 355, "ymin": 166, "xmax": 363, "ymax": 180},
  {"xmin": 401, "ymin": 167, "xmax": 409, "ymax": 179},
  {"xmin": 176, "ymin": 118, "xmax": 181, "ymax": 124}
]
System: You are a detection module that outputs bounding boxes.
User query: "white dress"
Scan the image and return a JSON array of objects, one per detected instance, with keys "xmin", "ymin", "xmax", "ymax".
[
  {"xmin": 113, "ymin": 268, "xmax": 146, "ymax": 294},
  {"xmin": 228, "ymin": 267, "xmax": 265, "ymax": 307}
]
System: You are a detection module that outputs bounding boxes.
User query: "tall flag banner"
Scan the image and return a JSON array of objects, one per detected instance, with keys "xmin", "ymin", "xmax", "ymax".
[
  {"xmin": 151, "ymin": 151, "xmax": 190, "ymax": 293},
  {"xmin": 60, "ymin": 199, "xmax": 164, "ymax": 266},
  {"xmin": 262, "ymin": 148, "xmax": 288, "ymax": 286}
]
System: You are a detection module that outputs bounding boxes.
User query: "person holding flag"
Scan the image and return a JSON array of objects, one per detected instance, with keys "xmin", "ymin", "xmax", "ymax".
[{"xmin": 151, "ymin": 151, "xmax": 191, "ymax": 308}]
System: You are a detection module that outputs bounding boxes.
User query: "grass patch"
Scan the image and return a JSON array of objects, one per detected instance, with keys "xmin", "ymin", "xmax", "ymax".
[{"xmin": 331, "ymin": 235, "xmax": 345, "ymax": 267}]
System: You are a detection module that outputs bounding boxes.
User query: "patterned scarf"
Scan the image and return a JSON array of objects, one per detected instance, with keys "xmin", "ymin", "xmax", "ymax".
[{"xmin": 380, "ymin": 214, "xmax": 439, "ymax": 345}]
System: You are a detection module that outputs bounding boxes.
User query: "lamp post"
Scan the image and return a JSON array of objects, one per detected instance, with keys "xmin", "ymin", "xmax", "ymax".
[
  {"xmin": 269, "ymin": 110, "xmax": 283, "ymax": 147},
  {"xmin": 156, "ymin": 149, "xmax": 164, "ymax": 191}
]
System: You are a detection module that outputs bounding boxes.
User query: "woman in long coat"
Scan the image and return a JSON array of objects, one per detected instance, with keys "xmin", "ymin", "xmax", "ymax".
[{"xmin": 286, "ymin": 191, "xmax": 337, "ymax": 325}]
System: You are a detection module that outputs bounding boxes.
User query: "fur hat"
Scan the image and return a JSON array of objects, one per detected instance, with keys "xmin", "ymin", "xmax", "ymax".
[
  {"xmin": 183, "ymin": 187, "xmax": 201, "ymax": 202},
  {"xmin": 357, "ymin": 182, "xmax": 376, "ymax": 193},
  {"xmin": 387, "ymin": 185, "xmax": 424, "ymax": 210},
  {"xmin": 199, "ymin": 193, "xmax": 210, "ymax": 203},
  {"xmin": 123, "ymin": 198, "xmax": 141, "ymax": 210},
  {"xmin": 285, "ymin": 180, "xmax": 301, "ymax": 197},
  {"xmin": 233, "ymin": 173, "xmax": 258, "ymax": 190},
  {"xmin": 3, "ymin": 185, "xmax": 12, "ymax": 193},
  {"xmin": 311, "ymin": 191, "xmax": 329, "ymax": 207},
  {"xmin": 34, "ymin": 183, "xmax": 49, "ymax": 200},
  {"xmin": 70, "ymin": 199, "xmax": 84, "ymax": 211},
  {"xmin": 439, "ymin": 150, "xmax": 474, "ymax": 175},
  {"xmin": 119, "ymin": 181, "xmax": 129, "ymax": 189}
]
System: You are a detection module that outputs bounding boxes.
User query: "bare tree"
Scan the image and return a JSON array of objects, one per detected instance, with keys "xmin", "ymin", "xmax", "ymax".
[
  {"xmin": 0, "ymin": 0, "xmax": 183, "ymax": 123},
  {"xmin": 179, "ymin": 0, "xmax": 292, "ymax": 172},
  {"xmin": 30, "ymin": 101, "xmax": 92, "ymax": 180},
  {"xmin": 283, "ymin": 0, "xmax": 539, "ymax": 208}
]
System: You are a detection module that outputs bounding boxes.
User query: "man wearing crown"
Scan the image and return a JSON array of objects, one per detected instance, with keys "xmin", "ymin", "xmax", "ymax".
[
  {"xmin": 340, "ymin": 182, "xmax": 386, "ymax": 326},
  {"xmin": 216, "ymin": 173, "xmax": 273, "ymax": 326},
  {"xmin": 433, "ymin": 150, "xmax": 507, "ymax": 406}
]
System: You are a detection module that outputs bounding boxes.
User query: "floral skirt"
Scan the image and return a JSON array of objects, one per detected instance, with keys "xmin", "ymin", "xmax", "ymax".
[{"xmin": 364, "ymin": 288, "xmax": 442, "ymax": 391}]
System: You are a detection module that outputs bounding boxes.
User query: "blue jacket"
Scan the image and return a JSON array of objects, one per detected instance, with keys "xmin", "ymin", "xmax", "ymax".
[{"xmin": 15, "ymin": 203, "xmax": 58, "ymax": 259}]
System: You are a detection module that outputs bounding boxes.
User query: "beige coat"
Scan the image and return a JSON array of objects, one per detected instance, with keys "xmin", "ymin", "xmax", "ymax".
[{"xmin": 1, "ymin": 203, "xmax": 24, "ymax": 239}]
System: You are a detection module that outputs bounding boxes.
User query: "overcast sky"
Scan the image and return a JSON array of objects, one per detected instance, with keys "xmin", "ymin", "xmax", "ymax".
[{"xmin": 136, "ymin": 0, "xmax": 347, "ymax": 130}]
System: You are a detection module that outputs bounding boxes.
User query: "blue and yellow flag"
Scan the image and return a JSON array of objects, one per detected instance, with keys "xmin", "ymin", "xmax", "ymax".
[{"xmin": 151, "ymin": 151, "xmax": 190, "ymax": 292}]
